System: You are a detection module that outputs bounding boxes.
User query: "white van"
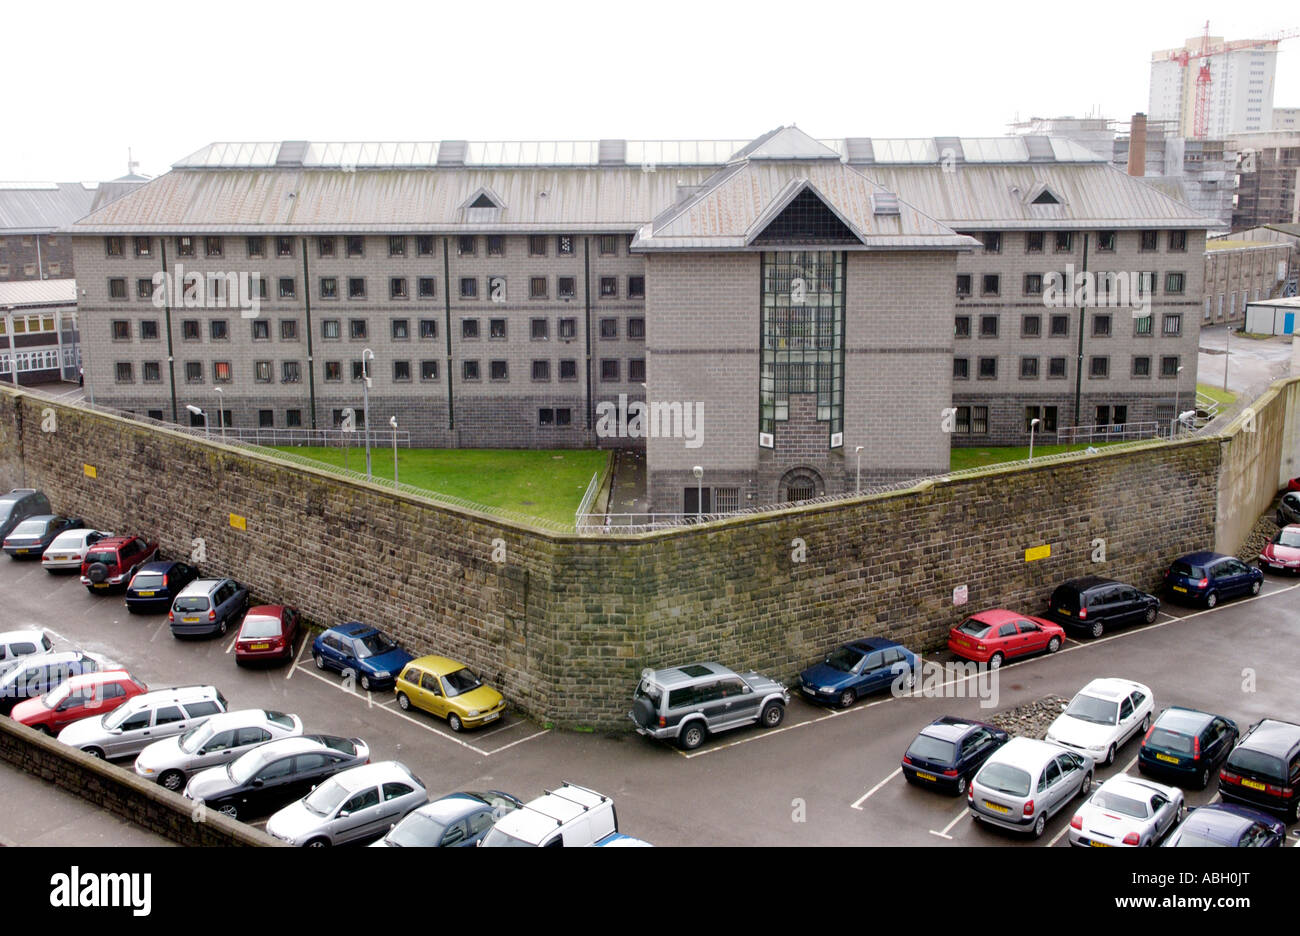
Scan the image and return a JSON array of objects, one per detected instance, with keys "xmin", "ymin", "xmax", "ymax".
[{"xmin": 479, "ymin": 783, "xmax": 618, "ymax": 847}]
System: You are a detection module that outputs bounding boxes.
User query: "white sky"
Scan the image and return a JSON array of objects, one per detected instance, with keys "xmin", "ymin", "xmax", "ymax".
[{"xmin": 3, "ymin": 0, "xmax": 1297, "ymax": 181}]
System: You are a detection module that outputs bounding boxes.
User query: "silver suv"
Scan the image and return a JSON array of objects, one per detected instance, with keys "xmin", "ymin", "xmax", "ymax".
[{"xmin": 630, "ymin": 662, "xmax": 789, "ymax": 751}]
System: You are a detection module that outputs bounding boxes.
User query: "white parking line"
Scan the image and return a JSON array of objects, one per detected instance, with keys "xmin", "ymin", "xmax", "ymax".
[
  {"xmin": 224, "ymin": 634, "xmax": 238, "ymax": 654},
  {"xmin": 1156, "ymin": 612, "xmax": 1182, "ymax": 623},
  {"xmin": 285, "ymin": 634, "xmax": 311, "ymax": 680},
  {"xmin": 850, "ymin": 768, "xmax": 901, "ymax": 810},
  {"xmin": 149, "ymin": 619, "xmax": 169, "ymax": 643},
  {"xmin": 484, "ymin": 728, "xmax": 551, "ymax": 754},
  {"xmin": 929, "ymin": 806, "xmax": 970, "ymax": 839}
]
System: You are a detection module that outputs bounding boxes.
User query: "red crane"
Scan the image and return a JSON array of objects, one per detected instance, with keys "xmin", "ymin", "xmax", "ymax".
[{"xmin": 1166, "ymin": 23, "xmax": 1300, "ymax": 139}]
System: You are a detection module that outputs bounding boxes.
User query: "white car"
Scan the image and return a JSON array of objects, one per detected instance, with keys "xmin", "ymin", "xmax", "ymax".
[
  {"xmin": 134, "ymin": 708, "xmax": 303, "ymax": 791},
  {"xmin": 0, "ymin": 629, "xmax": 55, "ymax": 677},
  {"xmin": 1045, "ymin": 678, "xmax": 1154, "ymax": 766},
  {"xmin": 264, "ymin": 761, "xmax": 428, "ymax": 847},
  {"xmin": 1067, "ymin": 774, "xmax": 1184, "ymax": 847},
  {"xmin": 40, "ymin": 529, "xmax": 113, "ymax": 571}
]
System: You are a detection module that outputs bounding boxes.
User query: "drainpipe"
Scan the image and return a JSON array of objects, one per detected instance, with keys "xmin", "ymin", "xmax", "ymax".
[
  {"xmin": 301, "ymin": 238, "xmax": 317, "ymax": 429},
  {"xmin": 443, "ymin": 237, "xmax": 455, "ymax": 431},
  {"xmin": 161, "ymin": 241, "xmax": 178, "ymax": 422},
  {"xmin": 1072, "ymin": 233, "xmax": 1090, "ymax": 430},
  {"xmin": 584, "ymin": 237, "xmax": 593, "ymax": 431}
]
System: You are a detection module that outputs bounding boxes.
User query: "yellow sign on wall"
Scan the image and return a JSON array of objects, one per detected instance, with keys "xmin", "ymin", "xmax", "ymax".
[
  {"xmin": 1025, "ymin": 544, "xmax": 1051, "ymax": 562},
  {"xmin": 83, "ymin": 464, "xmax": 97, "ymax": 479},
  {"xmin": 229, "ymin": 514, "xmax": 247, "ymax": 531}
]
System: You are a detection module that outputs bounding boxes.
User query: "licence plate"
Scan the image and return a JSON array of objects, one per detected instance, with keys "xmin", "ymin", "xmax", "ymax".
[
  {"xmin": 483, "ymin": 712, "xmax": 500, "ymax": 723},
  {"xmin": 250, "ymin": 643, "xmax": 270, "ymax": 651},
  {"xmin": 93, "ymin": 583, "xmax": 108, "ymax": 589},
  {"xmin": 1242, "ymin": 778, "xmax": 1266, "ymax": 791},
  {"xmin": 49, "ymin": 555, "xmax": 67, "ymax": 561},
  {"xmin": 1172, "ymin": 585, "xmax": 1188, "ymax": 593},
  {"xmin": 137, "ymin": 591, "xmax": 156, "ymax": 597},
  {"xmin": 1089, "ymin": 840, "xmax": 1110, "ymax": 847},
  {"xmin": 1156, "ymin": 753, "xmax": 1179, "ymax": 764},
  {"xmin": 182, "ymin": 616, "xmax": 200, "ymax": 623},
  {"xmin": 16, "ymin": 549, "xmax": 28, "ymax": 554},
  {"xmin": 1057, "ymin": 608, "xmax": 1071, "ymax": 615},
  {"xmin": 916, "ymin": 772, "xmax": 937, "ymax": 782},
  {"xmin": 984, "ymin": 801, "xmax": 1010, "ymax": 814}
]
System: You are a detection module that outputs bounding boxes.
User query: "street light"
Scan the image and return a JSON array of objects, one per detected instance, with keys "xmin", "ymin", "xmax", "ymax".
[
  {"xmin": 1028, "ymin": 418, "xmax": 1041, "ymax": 463},
  {"xmin": 389, "ymin": 416, "xmax": 399, "ymax": 489},
  {"xmin": 1224, "ymin": 323, "xmax": 1232, "ymax": 393},
  {"xmin": 213, "ymin": 386, "xmax": 225, "ymax": 442},
  {"xmin": 692, "ymin": 465, "xmax": 703, "ymax": 518},
  {"xmin": 186, "ymin": 404, "xmax": 208, "ymax": 439},
  {"xmin": 1173, "ymin": 365, "xmax": 1186, "ymax": 437},
  {"xmin": 854, "ymin": 445, "xmax": 864, "ymax": 493},
  {"xmin": 361, "ymin": 348, "xmax": 375, "ymax": 480}
]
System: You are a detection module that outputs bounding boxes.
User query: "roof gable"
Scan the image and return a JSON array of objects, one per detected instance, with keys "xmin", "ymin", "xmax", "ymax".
[{"xmin": 746, "ymin": 181, "xmax": 864, "ymax": 246}]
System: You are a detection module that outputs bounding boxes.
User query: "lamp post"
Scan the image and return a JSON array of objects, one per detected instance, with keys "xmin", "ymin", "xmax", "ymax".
[
  {"xmin": 692, "ymin": 465, "xmax": 703, "ymax": 519},
  {"xmin": 186, "ymin": 404, "xmax": 208, "ymax": 439},
  {"xmin": 361, "ymin": 348, "xmax": 375, "ymax": 480},
  {"xmin": 213, "ymin": 386, "xmax": 225, "ymax": 442},
  {"xmin": 1173, "ymin": 365, "xmax": 1185, "ymax": 437},
  {"xmin": 1028, "ymin": 418, "xmax": 1041, "ymax": 463},
  {"xmin": 854, "ymin": 445, "xmax": 864, "ymax": 493},
  {"xmin": 1224, "ymin": 323, "xmax": 1232, "ymax": 393},
  {"xmin": 389, "ymin": 416, "xmax": 399, "ymax": 489}
]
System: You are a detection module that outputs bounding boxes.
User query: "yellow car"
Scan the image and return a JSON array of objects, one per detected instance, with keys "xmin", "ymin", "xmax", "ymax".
[{"xmin": 394, "ymin": 656, "xmax": 506, "ymax": 732}]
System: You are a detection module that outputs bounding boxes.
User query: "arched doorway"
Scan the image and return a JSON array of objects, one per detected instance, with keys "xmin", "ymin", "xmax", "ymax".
[{"xmin": 779, "ymin": 467, "xmax": 824, "ymax": 503}]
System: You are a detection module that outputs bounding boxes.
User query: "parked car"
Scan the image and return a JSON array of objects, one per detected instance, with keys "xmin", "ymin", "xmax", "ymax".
[
  {"xmin": 1043, "ymin": 576, "xmax": 1159, "ymax": 638},
  {"xmin": 369, "ymin": 791, "xmax": 523, "ymax": 847},
  {"xmin": 1163, "ymin": 803, "xmax": 1287, "ymax": 847},
  {"xmin": 134, "ymin": 709, "xmax": 304, "ymax": 791},
  {"xmin": 946, "ymin": 609, "xmax": 1064, "ymax": 668},
  {"xmin": 1045, "ymin": 678, "xmax": 1154, "ymax": 766},
  {"xmin": 10, "ymin": 670, "xmax": 148, "ymax": 735},
  {"xmin": 393, "ymin": 655, "xmax": 506, "ymax": 731},
  {"xmin": 168, "ymin": 578, "xmax": 249, "ymax": 638},
  {"xmin": 183, "ymin": 734, "xmax": 370, "ymax": 821},
  {"xmin": 265, "ymin": 761, "xmax": 428, "ymax": 847},
  {"xmin": 3, "ymin": 515, "xmax": 84, "ymax": 558},
  {"xmin": 80, "ymin": 535, "xmax": 159, "ymax": 594},
  {"xmin": 968, "ymin": 737, "xmax": 1094, "ymax": 838},
  {"xmin": 1067, "ymin": 774, "xmax": 1184, "ymax": 847},
  {"xmin": 311, "ymin": 622, "xmax": 413, "ymax": 691},
  {"xmin": 234, "ymin": 606, "xmax": 301, "ymax": 665},
  {"xmin": 901, "ymin": 716, "xmax": 1011, "ymax": 794},
  {"xmin": 480, "ymin": 783, "xmax": 619, "ymax": 847},
  {"xmin": 0, "ymin": 650, "xmax": 116, "ymax": 716},
  {"xmin": 124, "ymin": 560, "xmax": 199, "ymax": 614},
  {"xmin": 56, "ymin": 685, "xmax": 228, "ymax": 760},
  {"xmin": 1259, "ymin": 524, "xmax": 1300, "ymax": 574},
  {"xmin": 1163, "ymin": 552, "xmax": 1263, "ymax": 608},
  {"xmin": 40, "ymin": 529, "xmax": 113, "ymax": 572},
  {"xmin": 1138, "ymin": 706, "xmax": 1240, "ymax": 789},
  {"xmin": 798, "ymin": 638, "xmax": 917, "ymax": 709},
  {"xmin": 1277, "ymin": 490, "xmax": 1300, "ymax": 525},
  {"xmin": 630, "ymin": 662, "xmax": 789, "ymax": 751},
  {"xmin": 1219, "ymin": 718, "xmax": 1300, "ymax": 823},
  {"xmin": 0, "ymin": 628, "xmax": 54, "ymax": 676},
  {"xmin": 0, "ymin": 489, "xmax": 52, "ymax": 541}
]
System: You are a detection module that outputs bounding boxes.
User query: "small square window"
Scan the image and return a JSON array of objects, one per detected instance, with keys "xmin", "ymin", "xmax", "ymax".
[
  {"xmin": 141, "ymin": 320, "xmax": 160, "ymax": 341},
  {"xmin": 1054, "ymin": 231, "xmax": 1073, "ymax": 252},
  {"xmin": 463, "ymin": 360, "xmax": 480, "ymax": 381},
  {"xmin": 529, "ymin": 235, "xmax": 547, "ymax": 256},
  {"xmin": 538, "ymin": 407, "xmax": 554, "ymax": 427},
  {"xmin": 251, "ymin": 319, "xmax": 269, "ymax": 340},
  {"xmin": 393, "ymin": 360, "xmax": 411, "ymax": 381},
  {"xmin": 531, "ymin": 318, "xmax": 549, "ymax": 340},
  {"xmin": 979, "ymin": 315, "xmax": 998, "ymax": 337},
  {"xmin": 1161, "ymin": 356, "xmax": 1180, "ymax": 378},
  {"xmin": 559, "ymin": 317, "xmax": 577, "ymax": 340},
  {"xmin": 1163, "ymin": 314, "xmax": 1183, "ymax": 337},
  {"xmin": 1097, "ymin": 231, "xmax": 1117, "ymax": 252},
  {"xmin": 278, "ymin": 277, "xmax": 296, "ymax": 299},
  {"xmin": 210, "ymin": 320, "xmax": 229, "ymax": 341},
  {"xmin": 956, "ymin": 274, "xmax": 971, "ymax": 297},
  {"xmin": 276, "ymin": 236, "xmax": 294, "ymax": 258},
  {"xmin": 1021, "ymin": 314, "xmax": 1041, "ymax": 337},
  {"xmin": 281, "ymin": 361, "xmax": 301, "ymax": 383},
  {"xmin": 1025, "ymin": 232, "xmax": 1044, "ymax": 254},
  {"xmin": 558, "ymin": 277, "xmax": 576, "ymax": 299},
  {"xmin": 419, "ymin": 319, "xmax": 438, "ymax": 340},
  {"xmin": 558, "ymin": 236, "xmax": 575, "ymax": 255},
  {"xmin": 111, "ymin": 320, "xmax": 130, "ymax": 341},
  {"xmin": 1023, "ymin": 274, "xmax": 1043, "ymax": 296},
  {"xmin": 1132, "ymin": 356, "xmax": 1151, "ymax": 377},
  {"xmin": 390, "ymin": 277, "xmax": 408, "ymax": 299},
  {"xmin": 416, "ymin": 236, "xmax": 434, "ymax": 257},
  {"xmin": 981, "ymin": 274, "xmax": 1000, "ymax": 296},
  {"xmin": 1140, "ymin": 231, "xmax": 1158, "ymax": 252},
  {"xmin": 133, "ymin": 236, "xmax": 151, "ymax": 258},
  {"xmin": 600, "ymin": 276, "xmax": 617, "ymax": 298},
  {"xmin": 137, "ymin": 278, "xmax": 153, "ymax": 299},
  {"xmin": 177, "ymin": 236, "xmax": 195, "ymax": 257},
  {"xmin": 109, "ymin": 278, "xmax": 127, "ymax": 300},
  {"xmin": 142, "ymin": 361, "xmax": 161, "ymax": 383},
  {"xmin": 530, "ymin": 277, "xmax": 548, "ymax": 299},
  {"xmin": 1135, "ymin": 314, "xmax": 1153, "ymax": 336},
  {"xmin": 601, "ymin": 359, "xmax": 620, "ymax": 382},
  {"xmin": 388, "ymin": 236, "xmax": 406, "ymax": 257},
  {"xmin": 286, "ymin": 409, "xmax": 302, "ymax": 427},
  {"xmin": 115, "ymin": 362, "xmax": 134, "ymax": 383},
  {"xmin": 982, "ymin": 232, "xmax": 1001, "ymax": 253},
  {"xmin": 182, "ymin": 320, "xmax": 200, "ymax": 341},
  {"xmin": 318, "ymin": 236, "xmax": 336, "ymax": 258},
  {"xmin": 214, "ymin": 361, "xmax": 233, "ymax": 383},
  {"xmin": 1050, "ymin": 314, "xmax": 1069, "ymax": 337},
  {"xmin": 320, "ymin": 277, "xmax": 338, "ymax": 299},
  {"xmin": 420, "ymin": 360, "xmax": 439, "ymax": 381},
  {"xmin": 258, "ymin": 410, "xmax": 274, "ymax": 428},
  {"xmin": 954, "ymin": 315, "xmax": 971, "ymax": 338},
  {"xmin": 628, "ymin": 317, "xmax": 645, "ymax": 339},
  {"xmin": 560, "ymin": 359, "xmax": 578, "ymax": 380},
  {"xmin": 598, "ymin": 234, "xmax": 617, "ymax": 256},
  {"xmin": 105, "ymin": 237, "xmax": 124, "ymax": 257},
  {"xmin": 418, "ymin": 277, "xmax": 436, "ymax": 299},
  {"xmin": 458, "ymin": 236, "xmax": 476, "ymax": 256},
  {"xmin": 532, "ymin": 360, "xmax": 550, "ymax": 381},
  {"xmin": 322, "ymin": 319, "xmax": 341, "ymax": 340},
  {"xmin": 487, "ymin": 235, "xmax": 504, "ymax": 257},
  {"xmin": 953, "ymin": 357, "xmax": 969, "ymax": 379},
  {"xmin": 324, "ymin": 361, "xmax": 341, "ymax": 382},
  {"xmin": 348, "ymin": 278, "xmax": 366, "ymax": 299},
  {"xmin": 978, "ymin": 357, "xmax": 997, "ymax": 379},
  {"xmin": 1048, "ymin": 356, "xmax": 1067, "ymax": 378},
  {"xmin": 1165, "ymin": 272, "xmax": 1185, "ymax": 295},
  {"xmin": 462, "ymin": 319, "xmax": 480, "ymax": 340},
  {"xmin": 489, "ymin": 319, "xmax": 507, "ymax": 339},
  {"xmin": 600, "ymin": 318, "xmax": 618, "ymax": 339},
  {"xmin": 1093, "ymin": 314, "xmax": 1112, "ymax": 337},
  {"xmin": 392, "ymin": 319, "xmax": 410, "ymax": 340},
  {"xmin": 280, "ymin": 319, "xmax": 298, "ymax": 340},
  {"xmin": 460, "ymin": 277, "xmax": 478, "ymax": 299},
  {"xmin": 628, "ymin": 276, "xmax": 645, "ymax": 299},
  {"xmin": 629, "ymin": 358, "xmax": 646, "ymax": 383},
  {"xmin": 1168, "ymin": 230, "xmax": 1187, "ymax": 252},
  {"xmin": 490, "ymin": 360, "xmax": 508, "ymax": 380},
  {"xmin": 185, "ymin": 361, "xmax": 203, "ymax": 383},
  {"xmin": 1020, "ymin": 356, "xmax": 1039, "ymax": 379},
  {"xmin": 350, "ymin": 319, "xmax": 368, "ymax": 340},
  {"xmin": 205, "ymin": 237, "xmax": 224, "ymax": 258},
  {"xmin": 1089, "ymin": 356, "xmax": 1109, "ymax": 378},
  {"xmin": 345, "ymin": 236, "xmax": 364, "ymax": 258}
]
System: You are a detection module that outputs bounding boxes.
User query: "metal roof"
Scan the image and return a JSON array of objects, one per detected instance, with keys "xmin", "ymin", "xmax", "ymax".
[
  {"xmin": 0, "ymin": 278, "xmax": 78, "ymax": 309},
  {"xmin": 0, "ymin": 182, "xmax": 98, "ymax": 232}
]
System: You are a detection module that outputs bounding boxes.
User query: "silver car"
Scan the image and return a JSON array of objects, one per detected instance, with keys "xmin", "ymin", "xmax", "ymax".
[
  {"xmin": 1067, "ymin": 774, "xmax": 1184, "ymax": 847},
  {"xmin": 134, "ymin": 709, "xmax": 303, "ymax": 791},
  {"xmin": 264, "ymin": 761, "xmax": 428, "ymax": 847},
  {"xmin": 0, "ymin": 629, "xmax": 54, "ymax": 677},
  {"xmin": 56, "ymin": 685, "xmax": 228, "ymax": 759},
  {"xmin": 969, "ymin": 736, "xmax": 1094, "ymax": 838}
]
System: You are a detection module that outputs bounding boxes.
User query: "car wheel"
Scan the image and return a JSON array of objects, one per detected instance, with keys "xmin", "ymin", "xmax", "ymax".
[
  {"xmin": 1250, "ymin": 579, "xmax": 1262, "ymax": 596},
  {"xmin": 761, "ymin": 701, "xmax": 785, "ymax": 728},
  {"xmin": 1032, "ymin": 812, "xmax": 1046, "ymax": 839},
  {"xmin": 83, "ymin": 747, "xmax": 104, "ymax": 759},
  {"xmin": 956, "ymin": 776, "xmax": 968, "ymax": 795},
  {"xmin": 679, "ymin": 722, "xmax": 705, "ymax": 750},
  {"xmin": 1144, "ymin": 606, "xmax": 1157, "ymax": 624},
  {"xmin": 1205, "ymin": 592, "xmax": 1218, "ymax": 609},
  {"xmin": 1090, "ymin": 620, "xmax": 1104, "ymax": 638},
  {"xmin": 1081, "ymin": 771, "xmax": 1093, "ymax": 796},
  {"xmin": 1047, "ymin": 636, "xmax": 1061, "ymax": 653},
  {"xmin": 360, "ymin": 674, "xmax": 372, "ymax": 692},
  {"xmin": 160, "ymin": 770, "xmax": 185, "ymax": 792},
  {"xmin": 1289, "ymin": 800, "xmax": 1300, "ymax": 825},
  {"xmin": 988, "ymin": 652, "xmax": 1004, "ymax": 670},
  {"xmin": 218, "ymin": 618, "xmax": 228, "ymax": 636},
  {"xmin": 1197, "ymin": 767, "xmax": 1211, "ymax": 790},
  {"xmin": 838, "ymin": 689, "xmax": 856, "ymax": 709},
  {"xmin": 219, "ymin": 805, "xmax": 238, "ymax": 820},
  {"xmin": 448, "ymin": 713, "xmax": 463, "ymax": 732},
  {"xmin": 313, "ymin": 653, "xmax": 326, "ymax": 671},
  {"xmin": 396, "ymin": 692, "xmax": 411, "ymax": 711},
  {"xmin": 1104, "ymin": 744, "xmax": 1116, "ymax": 766},
  {"xmin": 306, "ymin": 837, "xmax": 330, "ymax": 848}
]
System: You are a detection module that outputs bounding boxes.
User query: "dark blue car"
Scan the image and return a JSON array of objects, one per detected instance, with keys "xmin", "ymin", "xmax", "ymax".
[
  {"xmin": 311, "ymin": 622, "xmax": 413, "ymax": 692},
  {"xmin": 1138, "ymin": 706, "xmax": 1239, "ymax": 789},
  {"xmin": 1163, "ymin": 551, "xmax": 1262, "ymax": 608},
  {"xmin": 370, "ymin": 791, "xmax": 523, "ymax": 847},
  {"xmin": 124, "ymin": 560, "xmax": 200, "ymax": 614},
  {"xmin": 1163, "ymin": 803, "xmax": 1286, "ymax": 847},
  {"xmin": 902, "ymin": 716, "xmax": 1010, "ymax": 795},
  {"xmin": 799, "ymin": 638, "xmax": 917, "ymax": 708}
]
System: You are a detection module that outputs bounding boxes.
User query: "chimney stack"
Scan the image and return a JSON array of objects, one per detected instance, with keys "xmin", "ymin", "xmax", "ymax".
[{"xmin": 1128, "ymin": 113, "xmax": 1147, "ymax": 177}]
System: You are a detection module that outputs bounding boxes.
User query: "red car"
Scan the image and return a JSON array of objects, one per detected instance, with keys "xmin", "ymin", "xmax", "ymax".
[
  {"xmin": 234, "ymin": 605, "xmax": 301, "ymax": 665},
  {"xmin": 1288, "ymin": 477, "xmax": 1300, "ymax": 493},
  {"xmin": 1259, "ymin": 524, "xmax": 1300, "ymax": 573},
  {"xmin": 947, "ymin": 609, "xmax": 1065, "ymax": 668},
  {"xmin": 10, "ymin": 670, "xmax": 147, "ymax": 735},
  {"xmin": 80, "ymin": 535, "xmax": 159, "ymax": 594}
]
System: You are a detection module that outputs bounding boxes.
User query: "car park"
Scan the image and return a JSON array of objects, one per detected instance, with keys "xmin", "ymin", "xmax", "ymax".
[
  {"xmin": 1277, "ymin": 490, "xmax": 1300, "ymax": 526},
  {"xmin": 168, "ymin": 578, "xmax": 249, "ymax": 637},
  {"xmin": 1045, "ymin": 678, "xmax": 1154, "ymax": 766},
  {"xmin": 630, "ymin": 662, "xmax": 789, "ymax": 751},
  {"xmin": 480, "ymin": 783, "xmax": 619, "ymax": 847},
  {"xmin": 1218, "ymin": 718, "xmax": 1300, "ymax": 823},
  {"xmin": 798, "ymin": 638, "xmax": 917, "ymax": 709},
  {"xmin": 3, "ymin": 515, "xmax": 84, "ymax": 558},
  {"xmin": 311, "ymin": 623, "xmax": 413, "ymax": 691},
  {"xmin": 0, "ymin": 489, "xmax": 52, "ymax": 541},
  {"xmin": 183, "ymin": 734, "xmax": 370, "ymax": 821},
  {"xmin": 968, "ymin": 737, "xmax": 1093, "ymax": 838},
  {"xmin": 1137, "ymin": 706, "xmax": 1239, "ymax": 789},
  {"xmin": 80, "ymin": 535, "xmax": 159, "ymax": 594},
  {"xmin": 393, "ymin": 655, "xmax": 506, "ymax": 731},
  {"xmin": 0, "ymin": 628, "xmax": 54, "ymax": 676},
  {"xmin": 901, "ymin": 716, "xmax": 1010, "ymax": 794},
  {"xmin": 56, "ymin": 685, "xmax": 228, "ymax": 760},
  {"xmin": 10, "ymin": 670, "xmax": 148, "ymax": 735},
  {"xmin": 1043, "ymin": 576, "xmax": 1159, "ymax": 638},
  {"xmin": 1162, "ymin": 803, "xmax": 1287, "ymax": 847},
  {"xmin": 124, "ymin": 560, "xmax": 199, "ymax": 614},
  {"xmin": 1066, "ymin": 774, "xmax": 1184, "ymax": 847},
  {"xmin": 0, "ymin": 650, "xmax": 116, "ymax": 716},
  {"xmin": 1163, "ymin": 552, "xmax": 1263, "ymax": 608},
  {"xmin": 134, "ymin": 709, "xmax": 304, "ymax": 791},
  {"xmin": 946, "ymin": 609, "xmax": 1064, "ymax": 668},
  {"xmin": 369, "ymin": 791, "xmax": 523, "ymax": 847},
  {"xmin": 234, "ymin": 606, "xmax": 301, "ymax": 665},
  {"xmin": 265, "ymin": 761, "xmax": 428, "ymax": 846},
  {"xmin": 40, "ymin": 529, "xmax": 113, "ymax": 572},
  {"xmin": 1259, "ymin": 524, "xmax": 1300, "ymax": 573}
]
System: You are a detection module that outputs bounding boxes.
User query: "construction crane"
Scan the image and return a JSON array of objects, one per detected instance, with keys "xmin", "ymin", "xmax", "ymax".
[{"xmin": 1166, "ymin": 22, "xmax": 1300, "ymax": 139}]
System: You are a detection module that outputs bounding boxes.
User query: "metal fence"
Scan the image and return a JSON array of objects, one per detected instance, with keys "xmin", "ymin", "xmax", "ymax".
[
  {"xmin": 209, "ymin": 427, "xmax": 411, "ymax": 447},
  {"xmin": 1055, "ymin": 421, "xmax": 1160, "ymax": 445}
]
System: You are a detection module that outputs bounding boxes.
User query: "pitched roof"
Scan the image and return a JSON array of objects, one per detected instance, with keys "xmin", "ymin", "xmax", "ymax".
[
  {"xmin": 0, "ymin": 182, "xmax": 97, "ymax": 232},
  {"xmin": 0, "ymin": 278, "xmax": 78, "ymax": 309}
]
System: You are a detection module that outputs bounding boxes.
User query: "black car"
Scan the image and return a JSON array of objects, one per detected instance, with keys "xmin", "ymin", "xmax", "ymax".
[
  {"xmin": 183, "ymin": 734, "xmax": 369, "ymax": 821},
  {"xmin": 1219, "ymin": 719, "xmax": 1300, "ymax": 823},
  {"xmin": 901, "ymin": 716, "xmax": 1010, "ymax": 795},
  {"xmin": 2, "ymin": 515, "xmax": 84, "ymax": 558},
  {"xmin": 1043, "ymin": 576, "xmax": 1160, "ymax": 638},
  {"xmin": 1138, "ymin": 706, "xmax": 1239, "ymax": 789},
  {"xmin": 1277, "ymin": 491, "xmax": 1300, "ymax": 527},
  {"xmin": 125, "ymin": 561, "xmax": 200, "ymax": 614},
  {"xmin": 0, "ymin": 489, "xmax": 51, "ymax": 541}
]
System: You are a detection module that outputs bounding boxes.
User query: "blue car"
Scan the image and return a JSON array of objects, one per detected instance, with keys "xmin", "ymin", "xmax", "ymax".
[
  {"xmin": 799, "ymin": 638, "xmax": 917, "ymax": 708},
  {"xmin": 369, "ymin": 791, "xmax": 523, "ymax": 847},
  {"xmin": 1163, "ymin": 803, "xmax": 1286, "ymax": 847},
  {"xmin": 1163, "ymin": 551, "xmax": 1262, "ymax": 608},
  {"xmin": 311, "ymin": 622, "xmax": 412, "ymax": 691},
  {"xmin": 902, "ymin": 716, "xmax": 1011, "ymax": 795},
  {"xmin": 124, "ymin": 560, "xmax": 200, "ymax": 614},
  {"xmin": 1137, "ymin": 706, "xmax": 1239, "ymax": 790}
]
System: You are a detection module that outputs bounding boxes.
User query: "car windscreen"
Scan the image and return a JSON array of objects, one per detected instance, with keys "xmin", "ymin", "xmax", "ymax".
[
  {"xmin": 12, "ymin": 519, "xmax": 47, "ymax": 536},
  {"xmin": 978, "ymin": 763, "xmax": 1031, "ymax": 797},
  {"xmin": 481, "ymin": 827, "xmax": 533, "ymax": 847},
  {"xmin": 355, "ymin": 632, "xmax": 396, "ymax": 658},
  {"xmin": 1065, "ymin": 694, "xmax": 1118, "ymax": 726},
  {"xmin": 103, "ymin": 702, "xmax": 142, "ymax": 730},
  {"xmin": 229, "ymin": 748, "xmax": 281, "ymax": 785},
  {"xmin": 1147, "ymin": 728, "xmax": 1195, "ymax": 754},
  {"xmin": 85, "ymin": 550, "xmax": 118, "ymax": 566},
  {"xmin": 386, "ymin": 811, "xmax": 447, "ymax": 847},
  {"xmin": 443, "ymin": 668, "xmax": 481, "ymax": 697},
  {"xmin": 906, "ymin": 735, "xmax": 956, "ymax": 765},
  {"xmin": 1274, "ymin": 529, "xmax": 1300, "ymax": 548},
  {"xmin": 1170, "ymin": 561, "xmax": 1203, "ymax": 578},
  {"xmin": 1090, "ymin": 791, "xmax": 1147, "ymax": 818},
  {"xmin": 1171, "ymin": 829, "xmax": 1226, "ymax": 847},
  {"xmin": 824, "ymin": 647, "xmax": 864, "ymax": 673},
  {"xmin": 179, "ymin": 722, "xmax": 217, "ymax": 754},
  {"xmin": 173, "ymin": 596, "xmax": 211, "ymax": 612},
  {"xmin": 50, "ymin": 532, "xmax": 84, "ymax": 548},
  {"xmin": 41, "ymin": 682, "xmax": 74, "ymax": 709},
  {"xmin": 240, "ymin": 616, "xmax": 281, "ymax": 638},
  {"xmin": 266, "ymin": 711, "xmax": 295, "ymax": 730},
  {"xmin": 318, "ymin": 737, "xmax": 357, "ymax": 755},
  {"xmin": 303, "ymin": 778, "xmax": 351, "ymax": 817},
  {"xmin": 131, "ymin": 573, "xmax": 165, "ymax": 589},
  {"xmin": 955, "ymin": 618, "xmax": 991, "ymax": 637},
  {"xmin": 1227, "ymin": 748, "xmax": 1285, "ymax": 782}
]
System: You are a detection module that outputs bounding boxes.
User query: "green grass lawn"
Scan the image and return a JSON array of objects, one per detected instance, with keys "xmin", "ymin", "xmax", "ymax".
[
  {"xmin": 271, "ymin": 447, "xmax": 610, "ymax": 525},
  {"xmin": 949, "ymin": 442, "xmax": 1128, "ymax": 472},
  {"xmin": 1196, "ymin": 383, "xmax": 1238, "ymax": 407}
]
